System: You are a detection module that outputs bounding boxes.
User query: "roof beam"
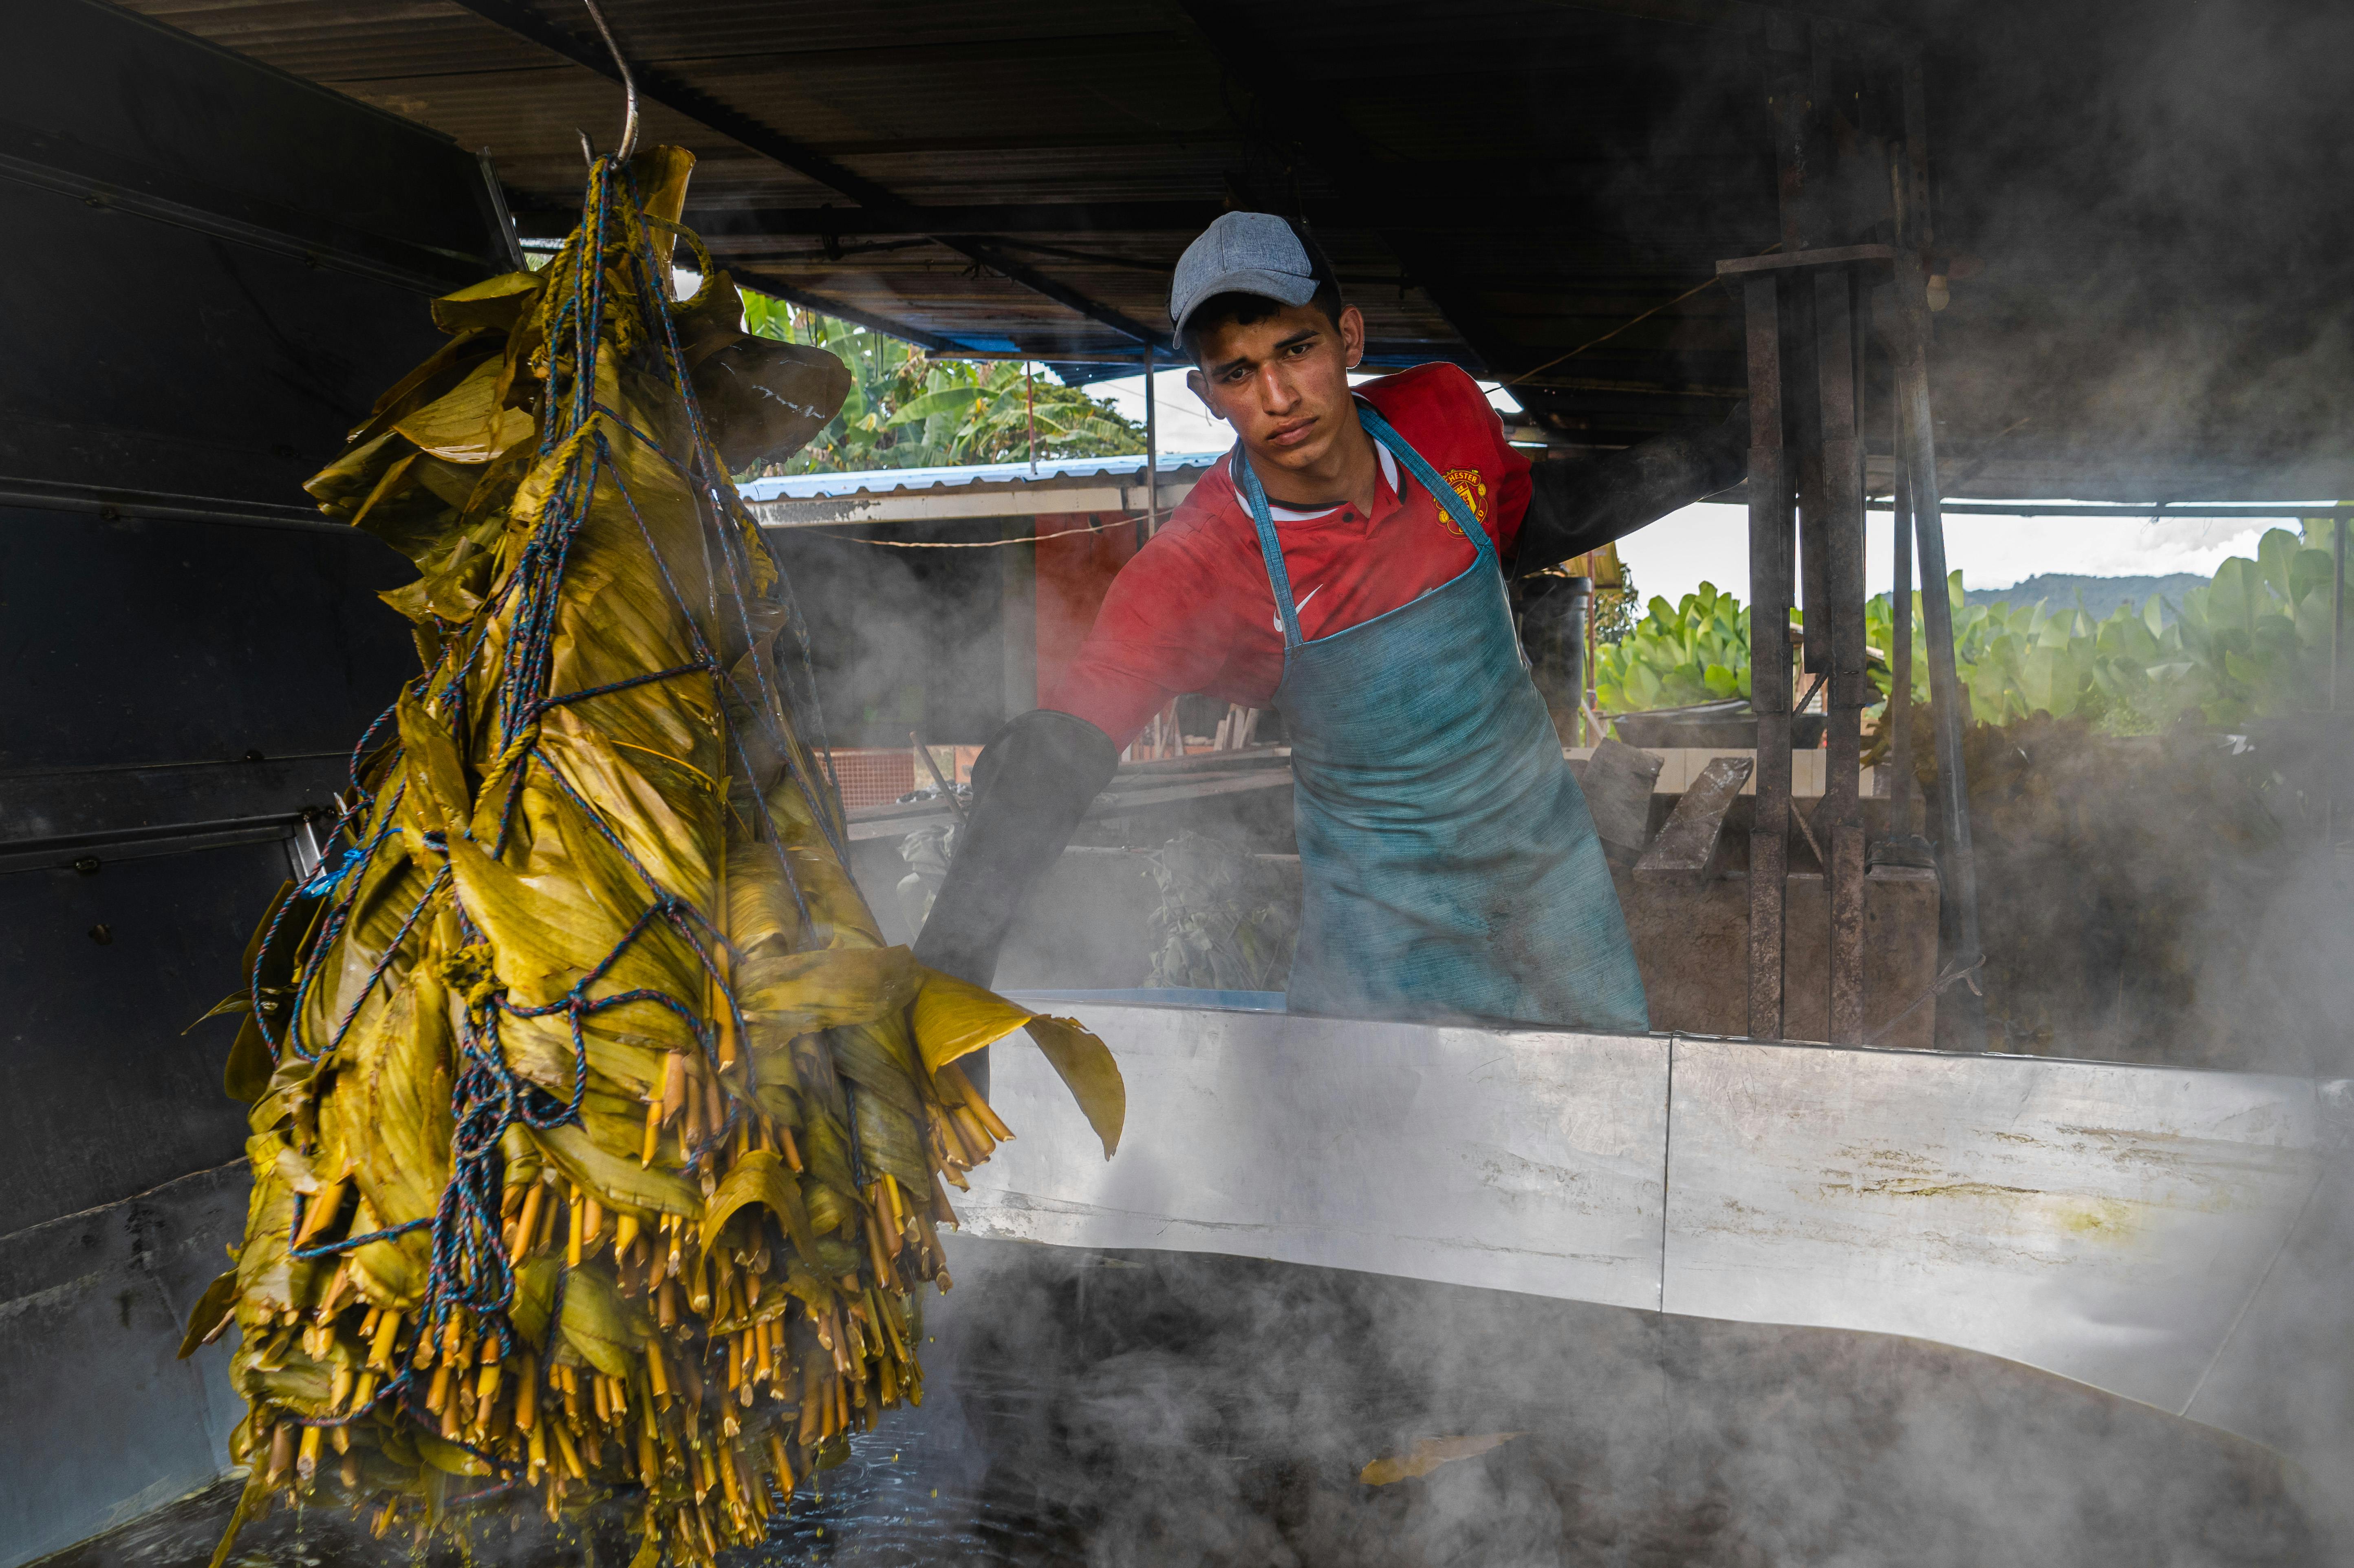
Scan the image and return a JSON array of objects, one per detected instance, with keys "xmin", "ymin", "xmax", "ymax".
[
  {"xmin": 722, "ymin": 272, "xmax": 955, "ymax": 353},
  {"xmin": 687, "ymin": 202, "xmax": 1225, "ymax": 239},
  {"xmin": 668, "ymin": 201, "xmax": 1732, "ymax": 240},
  {"xmin": 443, "ymin": 0, "xmax": 1170, "ymax": 351}
]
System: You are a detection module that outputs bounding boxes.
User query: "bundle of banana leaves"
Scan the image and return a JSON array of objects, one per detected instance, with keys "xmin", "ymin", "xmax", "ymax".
[{"xmin": 182, "ymin": 147, "xmax": 1122, "ymax": 1565}]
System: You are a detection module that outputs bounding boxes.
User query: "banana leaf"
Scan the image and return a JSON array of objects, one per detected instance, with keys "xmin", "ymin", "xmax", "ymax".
[{"xmin": 700, "ymin": 1148, "xmax": 818, "ymax": 1266}]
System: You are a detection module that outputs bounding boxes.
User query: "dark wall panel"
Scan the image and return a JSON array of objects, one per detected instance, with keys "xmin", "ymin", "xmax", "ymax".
[
  {"xmin": 0, "ymin": 1163, "xmax": 247, "ymax": 1566},
  {"xmin": 0, "ymin": 507, "xmax": 415, "ymax": 774},
  {"xmin": 9, "ymin": 0, "xmax": 502, "ymax": 273},
  {"xmin": 0, "ymin": 1, "xmax": 503, "ymax": 506},
  {"xmin": 0, "ymin": 841, "xmax": 288, "ymax": 1233},
  {"xmin": 0, "ymin": 182, "xmax": 461, "ymax": 503}
]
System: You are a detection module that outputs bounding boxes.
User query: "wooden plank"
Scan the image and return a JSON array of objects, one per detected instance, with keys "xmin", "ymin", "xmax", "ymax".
[
  {"xmin": 1634, "ymin": 755, "xmax": 1753, "ymax": 887},
  {"xmin": 1742, "ymin": 272, "xmax": 1792, "ymax": 1042},
  {"xmin": 1715, "ymin": 243, "xmax": 1898, "ymax": 277},
  {"xmin": 1816, "ymin": 266, "xmax": 1869, "ymax": 1046},
  {"xmin": 1583, "ymin": 736, "xmax": 1664, "ymax": 865}
]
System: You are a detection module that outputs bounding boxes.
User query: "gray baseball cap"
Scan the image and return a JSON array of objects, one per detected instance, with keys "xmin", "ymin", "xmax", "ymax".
[{"xmin": 1169, "ymin": 211, "xmax": 1323, "ymax": 337}]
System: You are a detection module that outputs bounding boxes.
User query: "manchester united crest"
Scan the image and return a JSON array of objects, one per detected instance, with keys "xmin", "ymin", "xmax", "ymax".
[{"xmin": 1435, "ymin": 466, "xmax": 1488, "ymax": 537}]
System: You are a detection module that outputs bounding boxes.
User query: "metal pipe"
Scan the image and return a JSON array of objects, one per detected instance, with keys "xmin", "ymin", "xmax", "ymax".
[
  {"xmin": 476, "ymin": 148, "xmax": 528, "ymax": 272},
  {"xmin": 911, "ymin": 732, "xmax": 968, "ymax": 823},
  {"xmin": 1144, "ymin": 345, "xmax": 1160, "ymax": 536},
  {"xmin": 1566, "ymin": 577, "xmax": 1593, "ymax": 749},
  {"xmin": 1585, "ymin": 572, "xmax": 1599, "ymax": 749},
  {"xmin": 2332, "ymin": 505, "xmax": 2345, "ymax": 714},
  {"xmin": 1863, "ymin": 502, "xmax": 2348, "ymax": 518},
  {"xmin": 2334, "ymin": 506, "xmax": 2346, "ymax": 849}
]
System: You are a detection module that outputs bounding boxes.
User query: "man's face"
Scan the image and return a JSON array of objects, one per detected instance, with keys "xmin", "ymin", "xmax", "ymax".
[{"xmin": 1186, "ymin": 301, "xmax": 1367, "ymax": 476}]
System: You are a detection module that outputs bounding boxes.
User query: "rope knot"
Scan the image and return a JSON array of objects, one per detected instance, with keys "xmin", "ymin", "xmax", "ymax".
[{"xmin": 298, "ymin": 843, "xmax": 368, "ymax": 899}]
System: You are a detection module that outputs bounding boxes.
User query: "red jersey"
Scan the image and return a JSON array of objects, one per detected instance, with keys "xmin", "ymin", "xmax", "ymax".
[{"xmin": 1041, "ymin": 363, "xmax": 1532, "ymax": 748}]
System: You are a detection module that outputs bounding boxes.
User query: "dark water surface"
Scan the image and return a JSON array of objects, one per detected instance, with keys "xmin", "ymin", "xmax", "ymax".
[
  {"xmin": 755, "ymin": 1236, "xmax": 2326, "ymax": 1568},
  {"xmin": 54, "ymin": 1236, "xmax": 2333, "ymax": 1568}
]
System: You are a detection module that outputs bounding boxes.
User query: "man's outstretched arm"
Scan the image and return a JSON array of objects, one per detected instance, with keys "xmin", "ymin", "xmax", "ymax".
[
  {"xmin": 1512, "ymin": 401, "xmax": 1749, "ymax": 575},
  {"xmin": 911, "ymin": 708, "xmax": 1121, "ymax": 989}
]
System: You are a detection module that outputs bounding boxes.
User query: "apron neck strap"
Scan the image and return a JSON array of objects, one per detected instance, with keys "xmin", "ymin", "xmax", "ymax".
[
  {"xmin": 1233, "ymin": 403, "xmax": 1497, "ymax": 651},
  {"xmin": 1358, "ymin": 405, "xmax": 1495, "ymax": 568},
  {"xmin": 1231, "ymin": 442, "xmax": 1305, "ymax": 648}
]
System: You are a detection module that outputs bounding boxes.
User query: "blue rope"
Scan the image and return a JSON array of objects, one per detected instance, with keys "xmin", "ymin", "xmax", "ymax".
[{"xmin": 535, "ymin": 661, "xmax": 710, "ymax": 715}]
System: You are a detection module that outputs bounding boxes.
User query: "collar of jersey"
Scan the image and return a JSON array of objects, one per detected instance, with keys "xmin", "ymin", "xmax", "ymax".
[{"xmin": 1261, "ymin": 440, "xmax": 1400, "ymax": 524}]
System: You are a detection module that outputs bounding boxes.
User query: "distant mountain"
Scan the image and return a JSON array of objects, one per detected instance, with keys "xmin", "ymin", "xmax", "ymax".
[{"xmin": 1961, "ymin": 573, "xmax": 2209, "ymax": 624}]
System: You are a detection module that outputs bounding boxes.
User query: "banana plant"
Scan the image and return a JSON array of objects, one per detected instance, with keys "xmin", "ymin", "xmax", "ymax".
[
  {"xmin": 1603, "ymin": 516, "xmax": 2346, "ymax": 734},
  {"xmin": 1591, "ymin": 580, "xmax": 1759, "ymax": 713},
  {"xmin": 738, "ymin": 291, "xmax": 1144, "ymax": 473}
]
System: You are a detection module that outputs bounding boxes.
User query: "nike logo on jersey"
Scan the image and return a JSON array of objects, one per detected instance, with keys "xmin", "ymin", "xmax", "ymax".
[{"xmin": 1273, "ymin": 584, "xmax": 1323, "ymax": 634}]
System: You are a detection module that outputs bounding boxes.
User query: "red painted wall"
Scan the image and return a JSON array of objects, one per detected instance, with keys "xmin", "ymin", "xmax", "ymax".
[{"xmin": 1032, "ymin": 511, "xmax": 1141, "ymax": 699}]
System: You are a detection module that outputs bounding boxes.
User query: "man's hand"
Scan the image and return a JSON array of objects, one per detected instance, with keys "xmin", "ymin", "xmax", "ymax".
[
  {"xmin": 1514, "ymin": 400, "xmax": 1749, "ymax": 576},
  {"xmin": 911, "ymin": 709, "xmax": 1120, "ymax": 989}
]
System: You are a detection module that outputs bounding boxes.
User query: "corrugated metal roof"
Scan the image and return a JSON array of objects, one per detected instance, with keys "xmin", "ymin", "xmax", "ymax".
[
  {"xmin": 741, "ymin": 450, "xmax": 1224, "ymax": 502},
  {"xmin": 108, "ymin": 0, "xmax": 2354, "ymax": 499}
]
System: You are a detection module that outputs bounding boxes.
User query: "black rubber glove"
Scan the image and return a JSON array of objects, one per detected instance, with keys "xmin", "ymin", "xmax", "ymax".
[
  {"xmin": 1513, "ymin": 401, "xmax": 1749, "ymax": 576},
  {"xmin": 912, "ymin": 708, "xmax": 1120, "ymax": 991}
]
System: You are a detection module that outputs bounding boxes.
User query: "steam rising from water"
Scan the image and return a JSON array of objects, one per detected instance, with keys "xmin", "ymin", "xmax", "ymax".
[{"xmin": 760, "ymin": 1240, "xmax": 2330, "ymax": 1566}]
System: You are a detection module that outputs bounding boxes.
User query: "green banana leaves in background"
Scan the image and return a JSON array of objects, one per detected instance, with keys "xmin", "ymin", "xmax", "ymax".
[{"xmin": 1594, "ymin": 518, "xmax": 2346, "ymax": 734}]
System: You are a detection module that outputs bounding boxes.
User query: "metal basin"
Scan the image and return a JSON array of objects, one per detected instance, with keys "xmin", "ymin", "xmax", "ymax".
[{"xmin": 986, "ymin": 993, "xmax": 2354, "ymax": 1483}]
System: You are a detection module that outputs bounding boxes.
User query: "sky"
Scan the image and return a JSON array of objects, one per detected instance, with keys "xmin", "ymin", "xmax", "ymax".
[
  {"xmin": 1080, "ymin": 368, "xmax": 2312, "ymax": 602},
  {"xmin": 1622, "ymin": 503, "xmax": 2303, "ymax": 607}
]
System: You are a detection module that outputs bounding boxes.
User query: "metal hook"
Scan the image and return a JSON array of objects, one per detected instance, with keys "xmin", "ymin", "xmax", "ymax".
[{"xmin": 576, "ymin": 0, "xmax": 640, "ymax": 165}]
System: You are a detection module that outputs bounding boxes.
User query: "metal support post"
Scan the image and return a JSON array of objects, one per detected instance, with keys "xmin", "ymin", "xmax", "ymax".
[
  {"xmin": 1887, "ymin": 464, "xmax": 1917, "ymax": 838},
  {"xmin": 2332, "ymin": 505, "xmax": 2345, "ymax": 846},
  {"xmin": 1144, "ymin": 346, "xmax": 1161, "ymax": 537},
  {"xmin": 1743, "ymin": 275, "xmax": 1794, "ymax": 1041},
  {"xmin": 1572, "ymin": 577, "xmax": 1594, "ymax": 747},
  {"xmin": 1814, "ymin": 267, "xmax": 1869, "ymax": 1044},
  {"xmin": 2332, "ymin": 504, "xmax": 2345, "ymax": 714}
]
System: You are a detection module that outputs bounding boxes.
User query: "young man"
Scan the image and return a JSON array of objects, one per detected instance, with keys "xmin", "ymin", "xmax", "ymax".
[{"xmin": 916, "ymin": 212, "xmax": 1743, "ymax": 1033}]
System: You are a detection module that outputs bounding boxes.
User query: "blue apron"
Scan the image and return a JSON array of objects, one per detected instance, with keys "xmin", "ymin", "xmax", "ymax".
[{"xmin": 1233, "ymin": 406, "xmax": 1649, "ymax": 1033}]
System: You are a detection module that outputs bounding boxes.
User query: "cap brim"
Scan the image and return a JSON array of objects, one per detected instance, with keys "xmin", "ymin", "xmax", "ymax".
[{"xmin": 1171, "ymin": 267, "xmax": 1322, "ymax": 334}]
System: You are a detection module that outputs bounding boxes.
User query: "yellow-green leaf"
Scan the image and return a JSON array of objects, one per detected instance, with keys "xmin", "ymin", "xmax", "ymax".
[
  {"xmin": 908, "ymin": 966, "xmax": 1039, "ymax": 1074},
  {"xmin": 178, "ymin": 1269, "xmax": 239, "ymax": 1359},
  {"xmin": 699, "ymin": 1148, "xmax": 818, "ymax": 1266},
  {"xmin": 1025, "ymin": 1016, "xmax": 1125, "ymax": 1160},
  {"xmin": 1359, "ymin": 1432, "xmax": 1526, "ymax": 1486}
]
